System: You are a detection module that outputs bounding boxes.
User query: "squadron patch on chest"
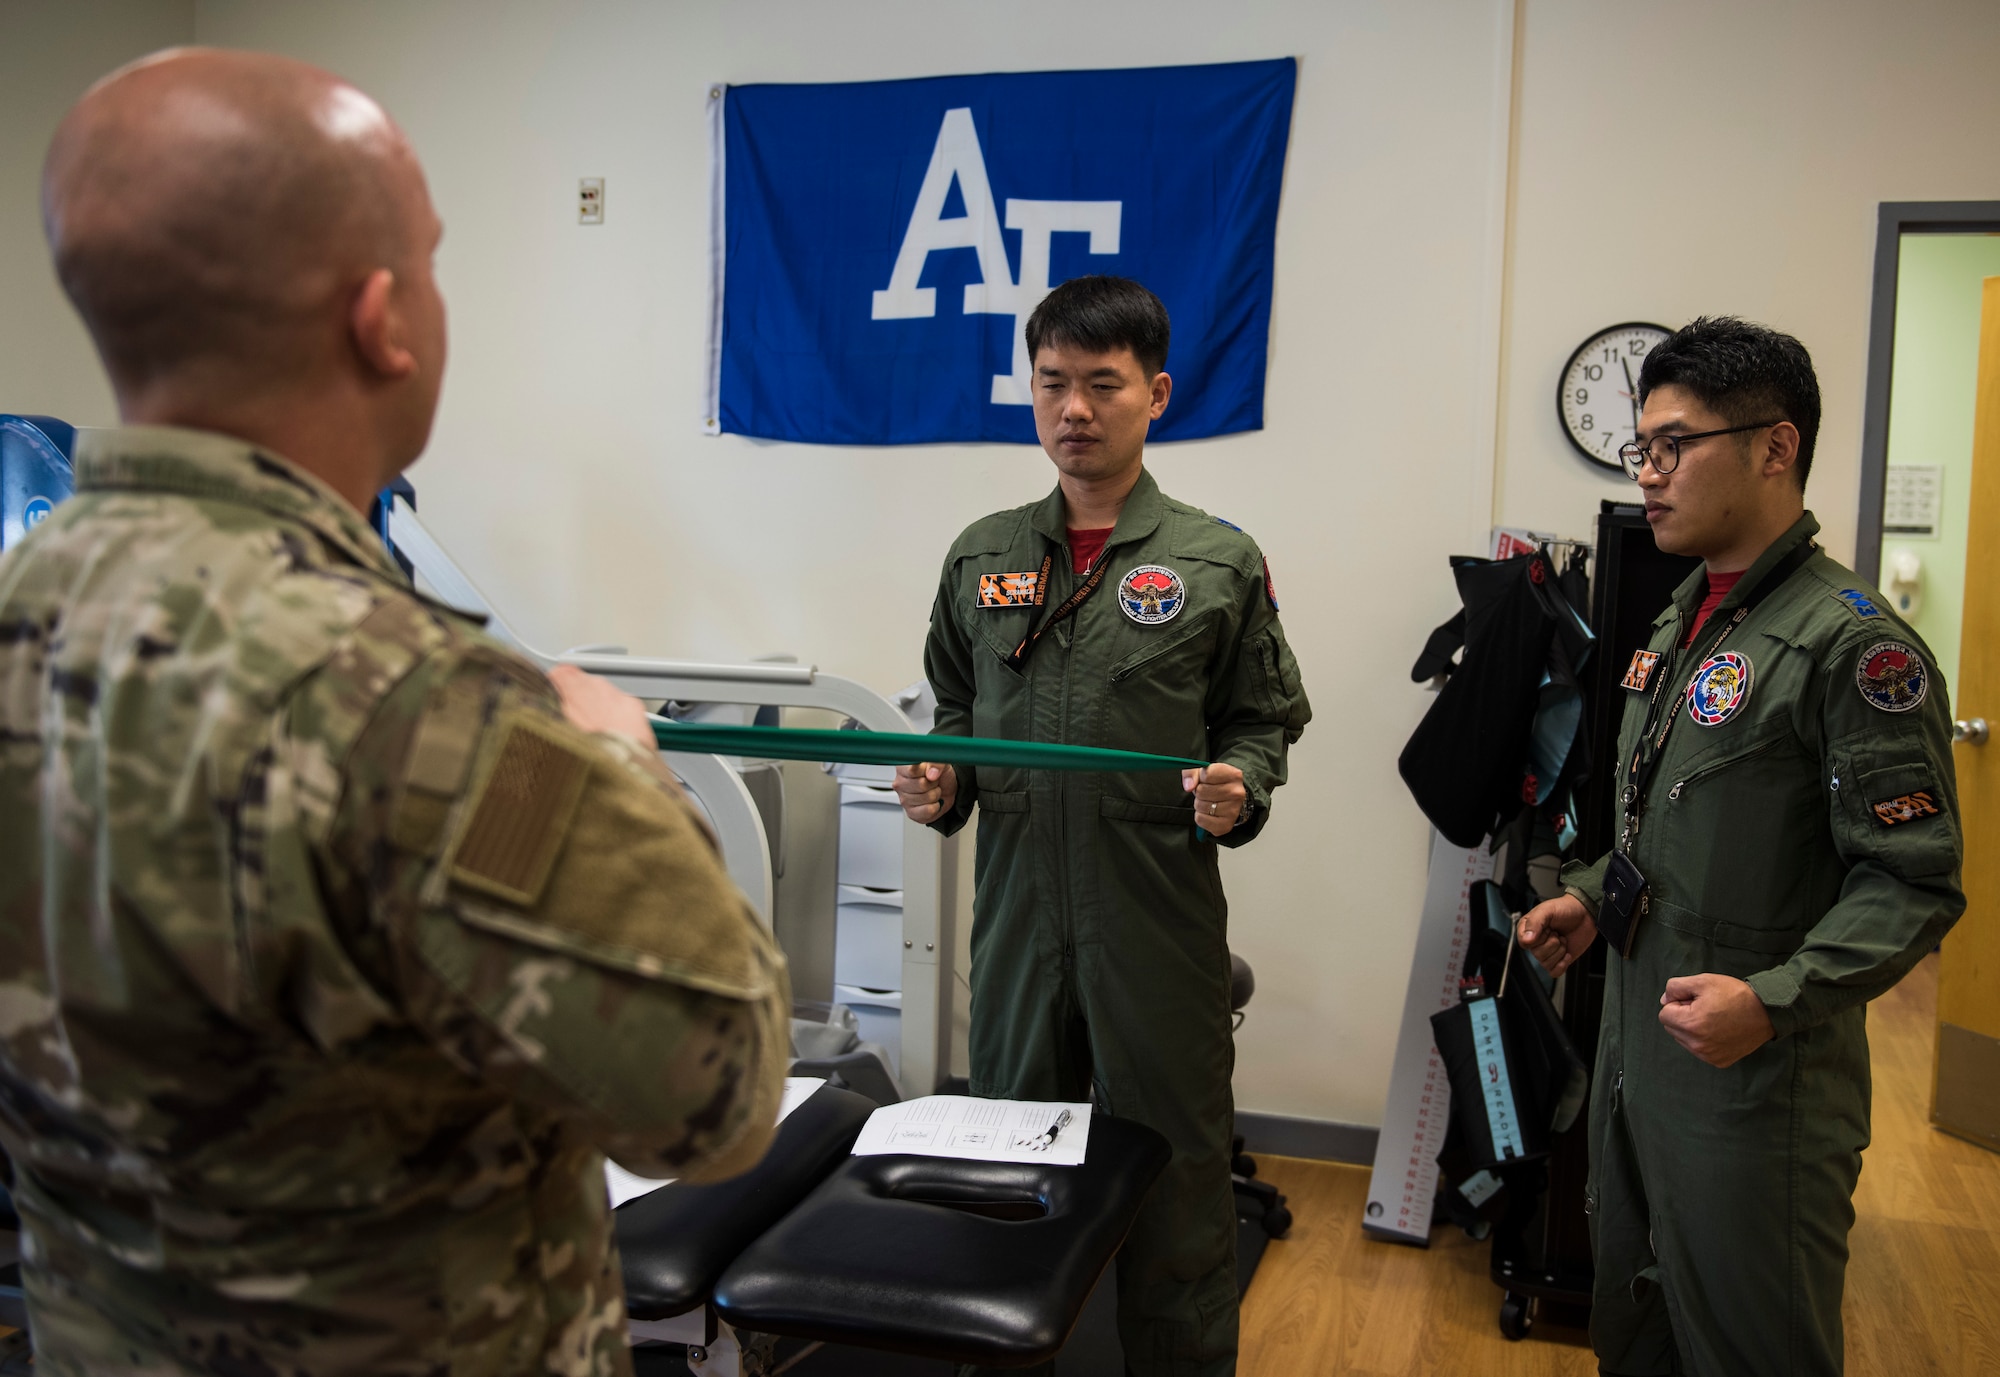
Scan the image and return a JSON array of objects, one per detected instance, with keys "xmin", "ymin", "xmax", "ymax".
[
  {"xmin": 1686, "ymin": 651, "xmax": 1753, "ymax": 727},
  {"xmin": 1118, "ymin": 565, "xmax": 1186, "ymax": 625},
  {"xmin": 977, "ymin": 571, "xmax": 1042, "ymax": 608},
  {"xmin": 1857, "ymin": 641, "xmax": 1928, "ymax": 713},
  {"xmin": 1834, "ymin": 588, "xmax": 1884, "ymax": 620},
  {"xmin": 1621, "ymin": 649, "xmax": 1661, "ymax": 692},
  {"xmin": 1871, "ymin": 790, "xmax": 1942, "ymax": 827}
]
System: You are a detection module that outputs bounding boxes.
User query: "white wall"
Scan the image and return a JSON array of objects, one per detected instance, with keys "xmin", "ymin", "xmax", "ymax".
[
  {"xmin": 0, "ymin": 0, "xmax": 192, "ymax": 425},
  {"xmin": 1494, "ymin": 0, "xmax": 2000, "ymax": 566},
  {"xmin": 190, "ymin": 0, "xmax": 1519, "ymax": 1128}
]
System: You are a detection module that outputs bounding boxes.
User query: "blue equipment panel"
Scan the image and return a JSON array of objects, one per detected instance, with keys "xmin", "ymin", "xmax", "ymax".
[{"xmin": 1, "ymin": 415, "xmax": 76, "ymax": 552}]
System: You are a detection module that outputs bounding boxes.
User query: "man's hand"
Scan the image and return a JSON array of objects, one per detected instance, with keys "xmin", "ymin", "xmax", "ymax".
[
  {"xmin": 549, "ymin": 664, "xmax": 654, "ymax": 749},
  {"xmin": 893, "ymin": 761, "xmax": 958, "ymax": 825},
  {"xmin": 1658, "ymin": 974, "xmax": 1776, "ymax": 1068},
  {"xmin": 1517, "ymin": 894, "xmax": 1597, "ymax": 977},
  {"xmin": 1182, "ymin": 762, "xmax": 1249, "ymax": 837}
]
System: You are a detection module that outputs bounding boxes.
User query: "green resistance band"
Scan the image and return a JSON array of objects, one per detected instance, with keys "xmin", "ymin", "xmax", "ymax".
[{"xmin": 648, "ymin": 720, "xmax": 1205, "ymax": 773}]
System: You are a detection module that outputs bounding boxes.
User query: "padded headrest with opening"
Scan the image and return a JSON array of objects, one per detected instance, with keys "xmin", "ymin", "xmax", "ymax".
[
  {"xmin": 712, "ymin": 1112, "xmax": 1171, "ymax": 1366},
  {"xmin": 616, "ymin": 1083, "xmax": 876, "ymax": 1319}
]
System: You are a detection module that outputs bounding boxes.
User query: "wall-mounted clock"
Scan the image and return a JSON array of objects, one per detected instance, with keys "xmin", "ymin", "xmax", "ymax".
[{"xmin": 1558, "ymin": 322, "xmax": 1672, "ymax": 473}]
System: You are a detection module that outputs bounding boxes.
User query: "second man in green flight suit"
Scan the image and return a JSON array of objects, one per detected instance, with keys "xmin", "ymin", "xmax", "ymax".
[
  {"xmin": 1518, "ymin": 317, "xmax": 1964, "ymax": 1376},
  {"xmin": 894, "ymin": 276, "xmax": 1311, "ymax": 1377}
]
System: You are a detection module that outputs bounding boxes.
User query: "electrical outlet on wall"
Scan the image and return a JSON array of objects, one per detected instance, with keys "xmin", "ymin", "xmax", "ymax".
[{"xmin": 578, "ymin": 177, "xmax": 604, "ymax": 224}]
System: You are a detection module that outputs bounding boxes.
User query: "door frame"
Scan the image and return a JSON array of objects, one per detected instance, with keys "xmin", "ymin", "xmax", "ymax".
[{"xmin": 1857, "ymin": 201, "xmax": 2000, "ymax": 584}]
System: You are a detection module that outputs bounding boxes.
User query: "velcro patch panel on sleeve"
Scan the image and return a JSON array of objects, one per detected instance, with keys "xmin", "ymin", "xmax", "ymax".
[
  {"xmin": 1871, "ymin": 790, "xmax": 1942, "ymax": 827},
  {"xmin": 449, "ymin": 714, "xmax": 592, "ymax": 905}
]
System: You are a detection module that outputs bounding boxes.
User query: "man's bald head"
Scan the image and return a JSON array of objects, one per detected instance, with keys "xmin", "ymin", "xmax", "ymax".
[{"xmin": 43, "ymin": 48, "xmax": 441, "ymax": 424}]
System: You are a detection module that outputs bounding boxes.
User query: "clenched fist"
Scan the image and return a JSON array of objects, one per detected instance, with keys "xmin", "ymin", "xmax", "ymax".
[{"xmin": 893, "ymin": 761, "xmax": 958, "ymax": 825}]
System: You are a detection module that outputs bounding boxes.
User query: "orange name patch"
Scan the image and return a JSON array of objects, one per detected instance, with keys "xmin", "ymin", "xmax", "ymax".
[
  {"xmin": 978, "ymin": 571, "xmax": 1042, "ymax": 608},
  {"xmin": 1871, "ymin": 791, "xmax": 1942, "ymax": 827},
  {"xmin": 1622, "ymin": 649, "xmax": 1661, "ymax": 692}
]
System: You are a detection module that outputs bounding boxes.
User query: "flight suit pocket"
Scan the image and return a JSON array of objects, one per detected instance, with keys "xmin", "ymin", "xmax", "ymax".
[
  {"xmin": 970, "ymin": 635, "xmax": 1034, "ymax": 744},
  {"xmin": 1658, "ymin": 727, "xmax": 1825, "ymax": 934},
  {"xmin": 1832, "ymin": 751, "xmax": 1959, "ymax": 878},
  {"xmin": 1104, "ymin": 614, "xmax": 1216, "ymax": 764},
  {"xmin": 1099, "ymin": 796, "xmax": 1193, "ymax": 826},
  {"xmin": 1253, "ymin": 629, "xmax": 1307, "ymax": 734},
  {"xmin": 1107, "ymin": 611, "xmax": 1216, "ymax": 685}
]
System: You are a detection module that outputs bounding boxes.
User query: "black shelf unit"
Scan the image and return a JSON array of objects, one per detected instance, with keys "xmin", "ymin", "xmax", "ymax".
[{"xmin": 1486, "ymin": 501, "xmax": 1700, "ymax": 1340}]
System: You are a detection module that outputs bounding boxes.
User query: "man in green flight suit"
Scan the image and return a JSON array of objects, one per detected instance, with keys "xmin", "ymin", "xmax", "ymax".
[
  {"xmin": 893, "ymin": 276, "xmax": 1311, "ymax": 1377},
  {"xmin": 0, "ymin": 50, "xmax": 788, "ymax": 1376},
  {"xmin": 1518, "ymin": 317, "xmax": 1965, "ymax": 1376}
]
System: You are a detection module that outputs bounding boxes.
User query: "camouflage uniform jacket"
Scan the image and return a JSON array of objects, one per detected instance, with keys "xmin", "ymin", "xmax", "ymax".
[{"xmin": 0, "ymin": 427, "xmax": 791, "ymax": 1377}]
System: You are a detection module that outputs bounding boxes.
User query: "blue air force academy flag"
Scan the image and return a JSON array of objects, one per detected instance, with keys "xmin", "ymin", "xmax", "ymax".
[{"xmin": 711, "ymin": 59, "xmax": 1296, "ymax": 445}]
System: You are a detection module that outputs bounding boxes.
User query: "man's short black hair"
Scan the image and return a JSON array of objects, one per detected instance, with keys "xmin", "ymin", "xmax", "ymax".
[
  {"xmin": 1636, "ymin": 316, "xmax": 1822, "ymax": 487},
  {"xmin": 1024, "ymin": 275, "xmax": 1170, "ymax": 377}
]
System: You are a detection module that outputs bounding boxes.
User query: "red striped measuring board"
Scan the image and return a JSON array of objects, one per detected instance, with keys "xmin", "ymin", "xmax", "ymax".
[{"xmin": 1362, "ymin": 833, "xmax": 1495, "ymax": 1245}]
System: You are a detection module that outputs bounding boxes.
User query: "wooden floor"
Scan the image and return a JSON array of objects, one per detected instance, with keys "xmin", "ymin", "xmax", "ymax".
[{"xmin": 1237, "ymin": 955, "xmax": 2000, "ymax": 1376}]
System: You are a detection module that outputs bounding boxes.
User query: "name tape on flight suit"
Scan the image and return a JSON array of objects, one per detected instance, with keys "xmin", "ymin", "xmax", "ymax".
[
  {"xmin": 1871, "ymin": 790, "xmax": 1942, "ymax": 827},
  {"xmin": 1622, "ymin": 649, "xmax": 1660, "ymax": 692},
  {"xmin": 978, "ymin": 571, "xmax": 1042, "ymax": 607}
]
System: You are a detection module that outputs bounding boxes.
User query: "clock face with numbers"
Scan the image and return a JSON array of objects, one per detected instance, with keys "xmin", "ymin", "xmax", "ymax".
[{"xmin": 1558, "ymin": 322, "xmax": 1673, "ymax": 473}]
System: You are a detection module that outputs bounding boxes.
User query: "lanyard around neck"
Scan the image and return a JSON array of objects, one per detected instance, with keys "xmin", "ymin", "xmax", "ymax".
[
  {"xmin": 1004, "ymin": 540, "xmax": 1113, "ymax": 673},
  {"xmin": 1618, "ymin": 539, "xmax": 1814, "ymax": 851}
]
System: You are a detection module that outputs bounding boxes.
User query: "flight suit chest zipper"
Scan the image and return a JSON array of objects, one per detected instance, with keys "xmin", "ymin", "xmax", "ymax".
[
  {"xmin": 1664, "ymin": 737, "xmax": 1781, "ymax": 801},
  {"xmin": 1054, "ymin": 554, "xmax": 1078, "ymax": 966}
]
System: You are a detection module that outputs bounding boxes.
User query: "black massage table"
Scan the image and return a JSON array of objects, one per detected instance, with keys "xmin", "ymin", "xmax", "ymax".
[{"xmin": 616, "ymin": 1085, "xmax": 1171, "ymax": 1372}]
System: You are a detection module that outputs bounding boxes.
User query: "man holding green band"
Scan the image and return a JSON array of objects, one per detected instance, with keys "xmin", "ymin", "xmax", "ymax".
[{"xmin": 894, "ymin": 276, "xmax": 1311, "ymax": 1377}]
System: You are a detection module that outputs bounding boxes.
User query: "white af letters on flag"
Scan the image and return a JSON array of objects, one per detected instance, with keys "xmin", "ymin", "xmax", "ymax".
[
  {"xmin": 870, "ymin": 107, "xmax": 1121, "ymax": 406},
  {"xmin": 712, "ymin": 60, "xmax": 1295, "ymax": 445}
]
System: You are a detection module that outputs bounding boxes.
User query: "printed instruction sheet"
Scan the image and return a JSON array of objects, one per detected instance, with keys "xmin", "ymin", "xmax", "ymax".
[
  {"xmin": 606, "ymin": 1077, "xmax": 825, "ymax": 1209},
  {"xmin": 851, "ymin": 1095, "xmax": 1092, "ymax": 1166}
]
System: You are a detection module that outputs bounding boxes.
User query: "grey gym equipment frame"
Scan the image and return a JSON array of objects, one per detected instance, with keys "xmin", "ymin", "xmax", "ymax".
[
  {"xmin": 385, "ymin": 497, "xmax": 960, "ymax": 1096},
  {"xmin": 1857, "ymin": 200, "xmax": 2000, "ymax": 585}
]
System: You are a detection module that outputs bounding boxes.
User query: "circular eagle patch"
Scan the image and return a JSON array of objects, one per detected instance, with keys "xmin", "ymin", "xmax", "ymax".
[
  {"xmin": 1118, "ymin": 564, "xmax": 1186, "ymax": 625},
  {"xmin": 1856, "ymin": 641, "xmax": 1928, "ymax": 713},
  {"xmin": 1687, "ymin": 651, "xmax": 1754, "ymax": 727}
]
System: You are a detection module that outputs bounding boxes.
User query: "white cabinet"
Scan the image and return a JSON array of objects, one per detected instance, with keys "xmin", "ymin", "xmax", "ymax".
[
  {"xmin": 837, "ymin": 784, "xmax": 905, "ymax": 891},
  {"xmin": 834, "ymin": 885, "xmax": 904, "ymax": 992}
]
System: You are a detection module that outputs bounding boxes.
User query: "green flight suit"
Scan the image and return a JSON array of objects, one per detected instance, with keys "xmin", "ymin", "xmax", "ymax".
[
  {"xmin": 1562, "ymin": 513, "xmax": 1964, "ymax": 1376},
  {"xmin": 924, "ymin": 469, "xmax": 1311, "ymax": 1377}
]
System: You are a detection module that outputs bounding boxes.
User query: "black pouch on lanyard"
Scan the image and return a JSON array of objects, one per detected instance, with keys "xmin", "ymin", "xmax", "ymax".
[{"xmin": 1597, "ymin": 851, "xmax": 1647, "ymax": 957}]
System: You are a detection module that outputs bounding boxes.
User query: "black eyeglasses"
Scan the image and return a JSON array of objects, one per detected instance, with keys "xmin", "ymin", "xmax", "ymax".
[{"xmin": 1618, "ymin": 421, "xmax": 1784, "ymax": 480}]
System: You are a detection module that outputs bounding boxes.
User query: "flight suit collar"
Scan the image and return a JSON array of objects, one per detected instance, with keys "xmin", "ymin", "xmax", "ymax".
[
  {"xmin": 1027, "ymin": 464, "xmax": 1166, "ymax": 552},
  {"xmin": 1665, "ymin": 509, "xmax": 1821, "ymax": 618},
  {"xmin": 73, "ymin": 425, "xmax": 405, "ymax": 584}
]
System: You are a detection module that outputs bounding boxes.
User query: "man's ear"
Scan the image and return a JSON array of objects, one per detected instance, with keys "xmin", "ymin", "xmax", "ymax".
[
  {"xmin": 1761, "ymin": 420, "xmax": 1801, "ymax": 483},
  {"xmin": 349, "ymin": 267, "xmax": 417, "ymax": 380},
  {"xmin": 1149, "ymin": 370, "xmax": 1173, "ymax": 419}
]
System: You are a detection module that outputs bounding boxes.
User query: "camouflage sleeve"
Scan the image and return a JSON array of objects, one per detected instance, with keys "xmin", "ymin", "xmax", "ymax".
[
  {"xmin": 304, "ymin": 601, "xmax": 791, "ymax": 1184},
  {"xmin": 1743, "ymin": 626, "xmax": 1965, "ymax": 1037},
  {"xmin": 1203, "ymin": 549, "xmax": 1311, "ymax": 847}
]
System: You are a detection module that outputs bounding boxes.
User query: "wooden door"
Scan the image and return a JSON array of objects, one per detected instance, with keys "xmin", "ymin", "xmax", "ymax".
[{"xmin": 1932, "ymin": 275, "xmax": 2000, "ymax": 1150}]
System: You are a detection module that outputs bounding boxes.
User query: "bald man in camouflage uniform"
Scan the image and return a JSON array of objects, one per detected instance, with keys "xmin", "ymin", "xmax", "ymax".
[{"xmin": 0, "ymin": 50, "xmax": 788, "ymax": 1376}]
